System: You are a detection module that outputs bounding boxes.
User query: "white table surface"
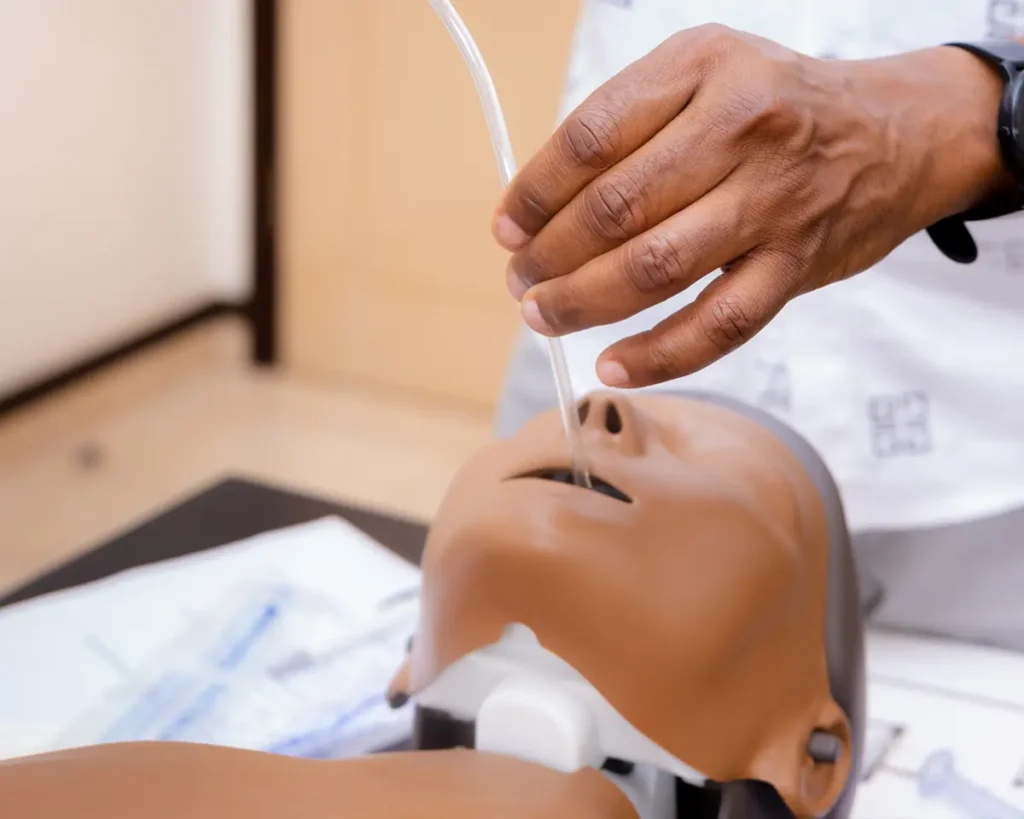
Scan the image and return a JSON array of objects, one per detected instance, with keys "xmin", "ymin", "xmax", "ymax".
[{"xmin": 855, "ymin": 630, "xmax": 1024, "ymax": 817}]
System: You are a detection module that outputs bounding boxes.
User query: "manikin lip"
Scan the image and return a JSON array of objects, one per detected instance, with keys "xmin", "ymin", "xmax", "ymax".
[{"xmin": 507, "ymin": 467, "xmax": 632, "ymax": 504}]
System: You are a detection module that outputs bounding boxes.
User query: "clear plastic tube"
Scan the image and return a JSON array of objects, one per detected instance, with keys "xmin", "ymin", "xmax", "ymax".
[
  {"xmin": 426, "ymin": 0, "xmax": 592, "ymax": 490},
  {"xmin": 918, "ymin": 750, "xmax": 1024, "ymax": 819}
]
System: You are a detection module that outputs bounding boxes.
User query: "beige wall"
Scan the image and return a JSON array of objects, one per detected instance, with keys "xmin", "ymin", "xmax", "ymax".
[
  {"xmin": 0, "ymin": 0, "xmax": 252, "ymax": 395},
  {"xmin": 280, "ymin": 0, "xmax": 580, "ymax": 413}
]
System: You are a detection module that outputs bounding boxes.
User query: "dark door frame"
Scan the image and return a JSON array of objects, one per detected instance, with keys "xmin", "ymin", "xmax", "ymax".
[
  {"xmin": 0, "ymin": 2, "xmax": 280, "ymax": 415},
  {"xmin": 251, "ymin": 0, "xmax": 278, "ymax": 366}
]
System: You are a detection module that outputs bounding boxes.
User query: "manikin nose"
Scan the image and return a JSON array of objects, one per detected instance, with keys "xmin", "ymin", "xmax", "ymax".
[{"xmin": 578, "ymin": 392, "xmax": 643, "ymax": 454}]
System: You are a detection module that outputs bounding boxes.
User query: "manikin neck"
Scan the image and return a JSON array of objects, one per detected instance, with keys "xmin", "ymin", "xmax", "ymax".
[{"xmin": 416, "ymin": 623, "xmax": 708, "ymax": 819}]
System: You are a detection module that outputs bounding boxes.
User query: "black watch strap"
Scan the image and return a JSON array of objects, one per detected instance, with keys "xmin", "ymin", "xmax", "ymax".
[
  {"xmin": 947, "ymin": 39, "xmax": 1024, "ymax": 68},
  {"xmin": 927, "ymin": 41, "xmax": 1024, "ymax": 263}
]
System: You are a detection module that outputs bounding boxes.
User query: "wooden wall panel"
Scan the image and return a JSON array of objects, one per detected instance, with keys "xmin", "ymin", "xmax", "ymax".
[{"xmin": 280, "ymin": 0, "xmax": 580, "ymax": 411}]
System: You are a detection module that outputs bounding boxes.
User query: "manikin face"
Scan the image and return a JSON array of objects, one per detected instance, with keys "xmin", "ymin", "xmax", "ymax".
[{"xmin": 401, "ymin": 392, "xmax": 852, "ymax": 818}]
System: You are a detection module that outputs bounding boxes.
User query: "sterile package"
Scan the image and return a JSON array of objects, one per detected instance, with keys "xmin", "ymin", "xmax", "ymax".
[
  {"xmin": 861, "ymin": 720, "xmax": 904, "ymax": 780},
  {"xmin": 55, "ymin": 582, "xmax": 418, "ymax": 758}
]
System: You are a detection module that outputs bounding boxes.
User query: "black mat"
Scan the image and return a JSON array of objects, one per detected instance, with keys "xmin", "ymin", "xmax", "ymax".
[{"xmin": 1, "ymin": 476, "xmax": 428, "ymax": 608}]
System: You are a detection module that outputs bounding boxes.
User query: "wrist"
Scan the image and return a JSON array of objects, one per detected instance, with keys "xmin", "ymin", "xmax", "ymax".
[{"xmin": 853, "ymin": 46, "xmax": 1012, "ymax": 228}]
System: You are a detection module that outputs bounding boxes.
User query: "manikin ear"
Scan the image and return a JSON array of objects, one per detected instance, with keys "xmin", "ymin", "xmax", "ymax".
[
  {"xmin": 794, "ymin": 700, "xmax": 852, "ymax": 818},
  {"xmin": 751, "ymin": 699, "xmax": 853, "ymax": 819}
]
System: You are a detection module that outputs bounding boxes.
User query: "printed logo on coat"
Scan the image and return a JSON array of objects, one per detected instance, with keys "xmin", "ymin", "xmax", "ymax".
[
  {"xmin": 867, "ymin": 391, "xmax": 932, "ymax": 459},
  {"xmin": 754, "ymin": 361, "xmax": 791, "ymax": 413},
  {"xmin": 977, "ymin": 237, "xmax": 1024, "ymax": 273},
  {"xmin": 988, "ymin": 0, "xmax": 1024, "ymax": 37},
  {"xmin": 1002, "ymin": 239, "xmax": 1024, "ymax": 272}
]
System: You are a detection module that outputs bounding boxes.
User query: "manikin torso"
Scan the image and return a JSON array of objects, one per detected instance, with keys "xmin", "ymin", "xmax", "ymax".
[
  {"xmin": 0, "ymin": 744, "xmax": 635, "ymax": 819},
  {"xmin": 0, "ymin": 393, "xmax": 857, "ymax": 819}
]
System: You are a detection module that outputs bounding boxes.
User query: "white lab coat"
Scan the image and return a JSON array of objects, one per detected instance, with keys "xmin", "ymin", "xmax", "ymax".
[{"xmin": 542, "ymin": 0, "xmax": 1024, "ymax": 533}]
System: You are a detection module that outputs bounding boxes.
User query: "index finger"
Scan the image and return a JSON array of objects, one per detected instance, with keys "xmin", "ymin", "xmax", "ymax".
[{"xmin": 493, "ymin": 27, "xmax": 716, "ymax": 250}]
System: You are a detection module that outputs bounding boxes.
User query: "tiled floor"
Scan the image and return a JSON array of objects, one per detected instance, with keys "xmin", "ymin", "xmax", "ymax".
[{"xmin": 0, "ymin": 315, "xmax": 493, "ymax": 595}]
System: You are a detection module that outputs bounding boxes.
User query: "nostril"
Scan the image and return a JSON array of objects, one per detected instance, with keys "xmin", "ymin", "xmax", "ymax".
[
  {"xmin": 578, "ymin": 399, "xmax": 590, "ymax": 425},
  {"xmin": 605, "ymin": 403, "xmax": 622, "ymax": 434}
]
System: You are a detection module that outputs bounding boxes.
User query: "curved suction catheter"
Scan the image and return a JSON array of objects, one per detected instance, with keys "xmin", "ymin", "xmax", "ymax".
[
  {"xmin": 918, "ymin": 751, "xmax": 1024, "ymax": 819},
  {"xmin": 425, "ymin": 0, "xmax": 592, "ymax": 490}
]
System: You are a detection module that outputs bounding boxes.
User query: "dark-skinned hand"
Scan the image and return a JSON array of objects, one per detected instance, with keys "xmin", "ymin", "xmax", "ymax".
[{"xmin": 492, "ymin": 25, "xmax": 1009, "ymax": 388}]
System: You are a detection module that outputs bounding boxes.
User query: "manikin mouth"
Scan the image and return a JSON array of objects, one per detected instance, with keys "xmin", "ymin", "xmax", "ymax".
[{"xmin": 509, "ymin": 468, "xmax": 632, "ymax": 504}]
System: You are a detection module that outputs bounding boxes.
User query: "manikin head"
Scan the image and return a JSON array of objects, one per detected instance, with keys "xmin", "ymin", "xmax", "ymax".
[{"xmin": 393, "ymin": 391, "xmax": 865, "ymax": 819}]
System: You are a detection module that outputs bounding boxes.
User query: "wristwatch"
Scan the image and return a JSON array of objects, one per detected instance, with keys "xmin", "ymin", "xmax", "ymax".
[{"xmin": 927, "ymin": 40, "xmax": 1024, "ymax": 263}]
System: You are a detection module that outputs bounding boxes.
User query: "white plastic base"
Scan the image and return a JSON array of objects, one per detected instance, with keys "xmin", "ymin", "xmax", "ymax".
[
  {"xmin": 476, "ymin": 676, "xmax": 604, "ymax": 773},
  {"xmin": 416, "ymin": 623, "xmax": 706, "ymax": 789}
]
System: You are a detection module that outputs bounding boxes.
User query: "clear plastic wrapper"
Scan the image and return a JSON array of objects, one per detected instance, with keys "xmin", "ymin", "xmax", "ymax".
[{"xmin": 56, "ymin": 583, "xmax": 417, "ymax": 759}]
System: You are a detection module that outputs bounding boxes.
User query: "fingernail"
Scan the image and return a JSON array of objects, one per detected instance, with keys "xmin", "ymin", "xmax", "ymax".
[
  {"xmin": 387, "ymin": 691, "xmax": 410, "ymax": 710},
  {"xmin": 506, "ymin": 263, "xmax": 529, "ymax": 301},
  {"xmin": 597, "ymin": 359, "xmax": 630, "ymax": 387},
  {"xmin": 522, "ymin": 298, "xmax": 553, "ymax": 335},
  {"xmin": 494, "ymin": 214, "xmax": 530, "ymax": 250}
]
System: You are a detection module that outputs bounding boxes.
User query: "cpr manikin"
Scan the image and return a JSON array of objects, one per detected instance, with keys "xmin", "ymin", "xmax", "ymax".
[
  {"xmin": 391, "ymin": 391, "xmax": 866, "ymax": 819},
  {"xmin": 0, "ymin": 392, "xmax": 865, "ymax": 819}
]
